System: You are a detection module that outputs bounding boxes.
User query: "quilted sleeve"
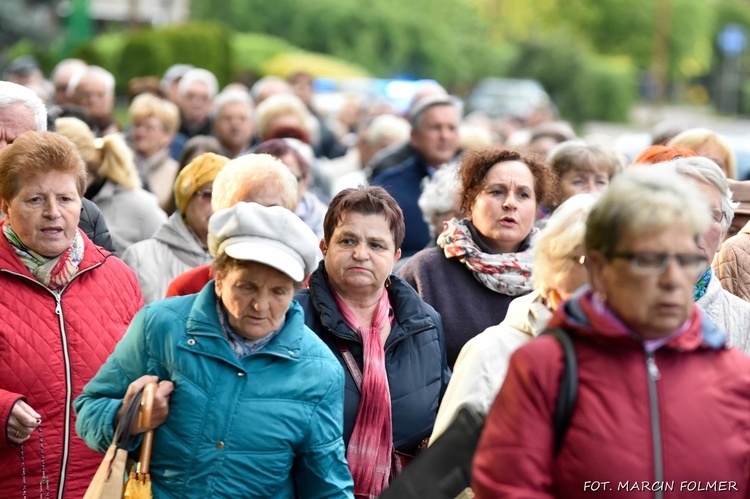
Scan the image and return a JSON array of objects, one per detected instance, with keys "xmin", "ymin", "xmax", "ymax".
[
  {"xmin": 715, "ymin": 241, "xmax": 742, "ymax": 298},
  {"xmin": 74, "ymin": 306, "xmax": 154, "ymax": 453},
  {"xmin": 0, "ymin": 391, "xmax": 25, "ymax": 449}
]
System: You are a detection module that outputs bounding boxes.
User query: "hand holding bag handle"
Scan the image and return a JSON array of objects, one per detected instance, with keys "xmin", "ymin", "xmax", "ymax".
[
  {"xmin": 136, "ymin": 381, "xmax": 156, "ymax": 475},
  {"xmin": 84, "ymin": 387, "xmax": 147, "ymax": 499}
]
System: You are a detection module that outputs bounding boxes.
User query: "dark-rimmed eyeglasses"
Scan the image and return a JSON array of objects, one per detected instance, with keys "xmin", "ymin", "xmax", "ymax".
[{"xmin": 610, "ymin": 252, "xmax": 707, "ymax": 276}]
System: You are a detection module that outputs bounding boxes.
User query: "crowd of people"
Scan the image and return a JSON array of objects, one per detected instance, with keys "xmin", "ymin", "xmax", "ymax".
[{"xmin": 2, "ymin": 57, "xmax": 750, "ymax": 498}]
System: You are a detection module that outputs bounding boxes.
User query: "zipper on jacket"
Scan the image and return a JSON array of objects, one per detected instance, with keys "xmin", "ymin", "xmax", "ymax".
[
  {"xmin": 2, "ymin": 263, "xmax": 102, "ymax": 499},
  {"xmin": 645, "ymin": 350, "xmax": 664, "ymax": 499}
]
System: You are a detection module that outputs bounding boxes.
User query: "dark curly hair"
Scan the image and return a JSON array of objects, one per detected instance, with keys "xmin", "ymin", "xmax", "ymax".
[{"xmin": 459, "ymin": 146, "xmax": 557, "ymax": 214}]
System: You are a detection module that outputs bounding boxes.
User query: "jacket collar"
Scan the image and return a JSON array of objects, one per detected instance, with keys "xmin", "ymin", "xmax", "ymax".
[
  {"xmin": 549, "ymin": 286, "xmax": 726, "ymax": 352},
  {"xmin": 0, "ymin": 220, "xmax": 110, "ymax": 278},
  {"xmin": 307, "ymin": 261, "xmax": 438, "ymax": 344},
  {"xmin": 185, "ymin": 280, "xmax": 304, "ymax": 362}
]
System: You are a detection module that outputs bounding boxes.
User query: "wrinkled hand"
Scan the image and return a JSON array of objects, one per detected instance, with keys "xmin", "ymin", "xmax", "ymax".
[
  {"xmin": 7, "ymin": 400, "xmax": 40, "ymax": 445},
  {"xmin": 116, "ymin": 375, "xmax": 174, "ymax": 435}
]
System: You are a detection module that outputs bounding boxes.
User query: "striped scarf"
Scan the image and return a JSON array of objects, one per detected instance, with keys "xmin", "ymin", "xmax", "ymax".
[
  {"xmin": 3, "ymin": 224, "xmax": 84, "ymax": 290},
  {"xmin": 437, "ymin": 218, "xmax": 536, "ymax": 296},
  {"xmin": 330, "ymin": 285, "xmax": 392, "ymax": 498}
]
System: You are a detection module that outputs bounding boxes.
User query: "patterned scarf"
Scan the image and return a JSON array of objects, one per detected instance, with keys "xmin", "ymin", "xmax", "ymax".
[
  {"xmin": 215, "ymin": 299, "xmax": 284, "ymax": 359},
  {"xmin": 437, "ymin": 218, "xmax": 536, "ymax": 296},
  {"xmin": 330, "ymin": 284, "xmax": 392, "ymax": 498},
  {"xmin": 694, "ymin": 267, "xmax": 712, "ymax": 302},
  {"xmin": 3, "ymin": 224, "xmax": 84, "ymax": 290}
]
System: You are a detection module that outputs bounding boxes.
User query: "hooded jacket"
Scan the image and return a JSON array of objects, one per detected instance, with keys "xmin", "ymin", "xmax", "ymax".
[
  {"xmin": 472, "ymin": 288, "xmax": 750, "ymax": 499},
  {"xmin": 0, "ymin": 225, "xmax": 143, "ymax": 499},
  {"xmin": 122, "ymin": 212, "xmax": 211, "ymax": 303},
  {"xmin": 89, "ymin": 180, "xmax": 167, "ymax": 255},
  {"xmin": 295, "ymin": 262, "xmax": 451, "ymax": 455}
]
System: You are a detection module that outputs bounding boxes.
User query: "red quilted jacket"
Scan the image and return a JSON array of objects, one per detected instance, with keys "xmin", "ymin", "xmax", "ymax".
[{"xmin": 0, "ymin": 226, "xmax": 144, "ymax": 499}]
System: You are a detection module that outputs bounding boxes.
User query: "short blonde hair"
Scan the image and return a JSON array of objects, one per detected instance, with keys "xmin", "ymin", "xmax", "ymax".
[
  {"xmin": 667, "ymin": 128, "xmax": 737, "ymax": 180},
  {"xmin": 0, "ymin": 131, "xmax": 86, "ymax": 201},
  {"xmin": 211, "ymin": 153, "xmax": 298, "ymax": 212},
  {"xmin": 533, "ymin": 193, "xmax": 597, "ymax": 297},
  {"xmin": 255, "ymin": 93, "xmax": 311, "ymax": 141},
  {"xmin": 128, "ymin": 93, "xmax": 180, "ymax": 133},
  {"xmin": 585, "ymin": 169, "xmax": 711, "ymax": 257}
]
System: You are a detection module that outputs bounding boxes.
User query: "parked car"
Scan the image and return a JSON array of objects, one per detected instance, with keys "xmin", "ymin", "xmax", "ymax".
[{"xmin": 466, "ymin": 78, "xmax": 553, "ymax": 119}]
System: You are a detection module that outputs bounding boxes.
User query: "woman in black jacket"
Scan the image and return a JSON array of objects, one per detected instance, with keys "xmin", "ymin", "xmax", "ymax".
[{"xmin": 295, "ymin": 186, "xmax": 450, "ymax": 498}]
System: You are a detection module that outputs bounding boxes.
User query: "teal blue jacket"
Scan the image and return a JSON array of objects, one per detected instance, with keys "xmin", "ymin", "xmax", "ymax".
[{"xmin": 74, "ymin": 282, "xmax": 354, "ymax": 498}]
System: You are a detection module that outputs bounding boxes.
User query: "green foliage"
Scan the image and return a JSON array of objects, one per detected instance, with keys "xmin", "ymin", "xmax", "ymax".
[
  {"xmin": 509, "ymin": 34, "xmax": 637, "ymax": 123},
  {"xmin": 190, "ymin": 0, "xmax": 492, "ymax": 88},
  {"xmin": 231, "ymin": 32, "xmax": 298, "ymax": 75}
]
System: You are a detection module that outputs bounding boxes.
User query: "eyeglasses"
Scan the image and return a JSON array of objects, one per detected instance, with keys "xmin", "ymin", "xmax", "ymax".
[
  {"xmin": 194, "ymin": 189, "xmax": 212, "ymax": 201},
  {"xmin": 611, "ymin": 252, "xmax": 707, "ymax": 276},
  {"xmin": 711, "ymin": 209, "xmax": 726, "ymax": 225}
]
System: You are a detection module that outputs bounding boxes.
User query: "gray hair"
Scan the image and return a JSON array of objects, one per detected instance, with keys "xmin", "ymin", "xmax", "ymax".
[
  {"xmin": 0, "ymin": 81, "xmax": 47, "ymax": 132},
  {"xmin": 533, "ymin": 193, "xmax": 597, "ymax": 297},
  {"xmin": 585, "ymin": 168, "xmax": 711, "ymax": 257},
  {"xmin": 212, "ymin": 153, "xmax": 299, "ymax": 212},
  {"xmin": 364, "ymin": 114, "xmax": 410, "ymax": 147},
  {"xmin": 407, "ymin": 95, "xmax": 462, "ymax": 130},
  {"xmin": 177, "ymin": 68, "xmax": 219, "ymax": 99},
  {"xmin": 546, "ymin": 140, "xmax": 622, "ymax": 179},
  {"xmin": 160, "ymin": 63, "xmax": 194, "ymax": 93},
  {"xmin": 655, "ymin": 156, "xmax": 737, "ymax": 231},
  {"xmin": 418, "ymin": 162, "xmax": 460, "ymax": 238},
  {"xmin": 250, "ymin": 76, "xmax": 292, "ymax": 102},
  {"xmin": 67, "ymin": 65, "xmax": 115, "ymax": 96},
  {"xmin": 211, "ymin": 89, "xmax": 254, "ymax": 119}
]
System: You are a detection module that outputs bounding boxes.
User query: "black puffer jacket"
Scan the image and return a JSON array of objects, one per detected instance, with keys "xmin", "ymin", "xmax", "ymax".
[
  {"xmin": 295, "ymin": 262, "xmax": 450, "ymax": 455},
  {"xmin": 79, "ymin": 198, "xmax": 117, "ymax": 256}
]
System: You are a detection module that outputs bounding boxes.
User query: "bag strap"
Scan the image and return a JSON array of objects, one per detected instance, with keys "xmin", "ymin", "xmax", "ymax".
[
  {"xmin": 334, "ymin": 337, "xmax": 363, "ymax": 392},
  {"xmin": 113, "ymin": 389, "xmax": 144, "ymax": 450},
  {"xmin": 542, "ymin": 327, "xmax": 578, "ymax": 456}
]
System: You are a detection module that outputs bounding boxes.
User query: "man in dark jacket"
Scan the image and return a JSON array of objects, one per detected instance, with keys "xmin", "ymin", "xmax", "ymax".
[
  {"xmin": 0, "ymin": 80, "xmax": 117, "ymax": 255},
  {"xmin": 371, "ymin": 95, "xmax": 461, "ymax": 257}
]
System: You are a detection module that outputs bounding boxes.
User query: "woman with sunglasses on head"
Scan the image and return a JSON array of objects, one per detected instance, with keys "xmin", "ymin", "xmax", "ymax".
[
  {"xmin": 122, "ymin": 152, "xmax": 228, "ymax": 303},
  {"xmin": 473, "ymin": 169, "xmax": 750, "ymax": 498}
]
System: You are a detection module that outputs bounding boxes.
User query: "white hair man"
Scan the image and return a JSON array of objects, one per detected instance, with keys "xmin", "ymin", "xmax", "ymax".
[
  {"xmin": 0, "ymin": 81, "xmax": 117, "ymax": 254},
  {"xmin": 211, "ymin": 89, "xmax": 254, "ymax": 158}
]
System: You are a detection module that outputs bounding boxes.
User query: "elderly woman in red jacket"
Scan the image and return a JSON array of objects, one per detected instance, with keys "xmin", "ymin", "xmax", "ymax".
[
  {"xmin": 473, "ymin": 168, "xmax": 750, "ymax": 498},
  {"xmin": 0, "ymin": 132, "xmax": 143, "ymax": 498}
]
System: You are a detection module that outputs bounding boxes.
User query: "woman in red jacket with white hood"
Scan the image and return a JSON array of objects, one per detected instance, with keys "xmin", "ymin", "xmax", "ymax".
[
  {"xmin": 473, "ymin": 168, "xmax": 750, "ymax": 498},
  {"xmin": 0, "ymin": 132, "xmax": 143, "ymax": 498}
]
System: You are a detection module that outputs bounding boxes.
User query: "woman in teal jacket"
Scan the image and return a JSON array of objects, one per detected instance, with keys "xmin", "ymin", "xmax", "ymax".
[{"xmin": 75, "ymin": 201, "xmax": 354, "ymax": 498}]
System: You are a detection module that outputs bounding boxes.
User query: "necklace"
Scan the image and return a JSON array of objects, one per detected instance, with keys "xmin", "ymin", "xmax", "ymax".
[{"xmin": 20, "ymin": 421, "xmax": 50, "ymax": 499}]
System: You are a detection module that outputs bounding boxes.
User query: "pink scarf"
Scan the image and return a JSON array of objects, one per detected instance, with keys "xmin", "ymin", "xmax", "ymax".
[{"xmin": 331, "ymin": 285, "xmax": 393, "ymax": 498}]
